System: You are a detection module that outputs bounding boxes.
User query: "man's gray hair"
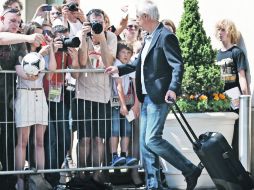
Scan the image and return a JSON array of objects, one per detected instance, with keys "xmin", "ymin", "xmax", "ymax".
[{"xmin": 136, "ymin": 0, "xmax": 160, "ymax": 21}]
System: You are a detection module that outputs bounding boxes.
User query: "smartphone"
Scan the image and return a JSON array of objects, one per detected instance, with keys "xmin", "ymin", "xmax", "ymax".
[{"xmin": 42, "ymin": 5, "xmax": 52, "ymax": 12}]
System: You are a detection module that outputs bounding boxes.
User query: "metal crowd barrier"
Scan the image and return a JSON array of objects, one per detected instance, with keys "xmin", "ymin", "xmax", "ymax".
[{"xmin": 0, "ymin": 69, "xmax": 141, "ymax": 177}]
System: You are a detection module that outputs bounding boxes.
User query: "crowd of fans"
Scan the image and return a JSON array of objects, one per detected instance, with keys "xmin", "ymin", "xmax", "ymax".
[{"xmin": 0, "ymin": 0, "xmax": 146, "ymax": 189}]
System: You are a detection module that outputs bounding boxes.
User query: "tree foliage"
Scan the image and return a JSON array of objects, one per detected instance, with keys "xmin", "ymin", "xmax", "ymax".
[{"xmin": 175, "ymin": 0, "xmax": 230, "ymax": 112}]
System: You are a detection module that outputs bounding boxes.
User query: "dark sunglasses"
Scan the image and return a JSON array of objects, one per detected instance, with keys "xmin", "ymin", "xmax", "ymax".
[
  {"xmin": 127, "ymin": 24, "xmax": 138, "ymax": 30},
  {"xmin": 43, "ymin": 30, "xmax": 53, "ymax": 37},
  {"xmin": 3, "ymin": 8, "xmax": 21, "ymax": 16}
]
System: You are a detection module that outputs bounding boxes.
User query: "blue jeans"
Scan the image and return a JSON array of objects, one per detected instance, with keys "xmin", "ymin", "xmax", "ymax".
[{"xmin": 140, "ymin": 95, "xmax": 196, "ymax": 189}]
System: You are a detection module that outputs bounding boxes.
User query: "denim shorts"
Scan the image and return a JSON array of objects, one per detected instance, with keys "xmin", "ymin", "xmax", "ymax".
[{"xmin": 111, "ymin": 106, "xmax": 132, "ymax": 137}]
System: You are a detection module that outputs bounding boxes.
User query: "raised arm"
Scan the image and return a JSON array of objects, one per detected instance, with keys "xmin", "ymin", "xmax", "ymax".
[
  {"xmin": 78, "ymin": 22, "xmax": 90, "ymax": 67},
  {"xmin": 0, "ymin": 32, "xmax": 45, "ymax": 45}
]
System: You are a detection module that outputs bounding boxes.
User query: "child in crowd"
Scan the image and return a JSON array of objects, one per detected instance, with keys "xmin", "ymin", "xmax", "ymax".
[{"xmin": 110, "ymin": 41, "xmax": 140, "ymax": 166}]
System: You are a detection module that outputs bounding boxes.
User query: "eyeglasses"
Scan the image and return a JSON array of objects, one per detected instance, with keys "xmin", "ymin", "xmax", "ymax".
[
  {"xmin": 2, "ymin": 8, "xmax": 21, "ymax": 16},
  {"xmin": 127, "ymin": 25, "xmax": 138, "ymax": 30}
]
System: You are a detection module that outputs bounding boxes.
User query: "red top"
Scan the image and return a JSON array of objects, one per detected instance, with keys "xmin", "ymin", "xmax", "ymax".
[{"xmin": 43, "ymin": 52, "xmax": 72, "ymax": 98}]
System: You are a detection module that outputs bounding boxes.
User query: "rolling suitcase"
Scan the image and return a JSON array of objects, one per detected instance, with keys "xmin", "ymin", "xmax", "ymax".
[{"xmin": 169, "ymin": 100, "xmax": 254, "ymax": 190}]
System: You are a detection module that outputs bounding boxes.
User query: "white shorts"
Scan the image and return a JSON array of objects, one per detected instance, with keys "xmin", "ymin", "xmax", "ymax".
[{"xmin": 15, "ymin": 88, "xmax": 48, "ymax": 128}]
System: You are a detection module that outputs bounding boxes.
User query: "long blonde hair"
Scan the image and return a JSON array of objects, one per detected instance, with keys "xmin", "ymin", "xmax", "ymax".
[{"xmin": 215, "ymin": 19, "xmax": 240, "ymax": 44}]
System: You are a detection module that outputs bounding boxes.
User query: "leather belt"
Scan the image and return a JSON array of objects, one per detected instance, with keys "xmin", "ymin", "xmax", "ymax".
[{"xmin": 17, "ymin": 88, "xmax": 43, "ymax": 91}]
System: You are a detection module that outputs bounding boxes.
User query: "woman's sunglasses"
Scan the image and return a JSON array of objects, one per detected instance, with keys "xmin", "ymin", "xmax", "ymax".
[{"xmin": 127, "ymin": 24, "xmax": 139, "ymax": 30}]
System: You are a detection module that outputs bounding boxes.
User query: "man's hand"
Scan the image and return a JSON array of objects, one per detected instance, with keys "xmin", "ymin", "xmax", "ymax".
[
  {"xmin": 67, "ymin": 47, "xmax": 78, "ymax": 61},
  {"xmin": 81, "ymin": 22, "xmax": 91, "ymax": 38},
  {"xmin": 104, "ymin": 66, "xmax": 119, "ymax": 75},
  {"xmin": 61, "ymin": 5, "xmax": 70, "ymax": 20},
  {"xmin": 53, "ymin": 37, "xmax": 63, "ymax": 52},
  {"xmin": 165, "ymin": 90, "xmax": 176, "ymax": 103},
  {"xmin": 27, "ymin": 33, "xmax": 45, "ymax": 45},
  {"xmin": 77, "ymin": 8, "xmax": 86, "ymax": 22}
]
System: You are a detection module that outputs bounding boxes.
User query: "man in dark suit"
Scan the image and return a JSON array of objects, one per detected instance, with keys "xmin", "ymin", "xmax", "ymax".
[{"xmin": 105, "ymin": 0, "xmax": 201, "ymax": 189}]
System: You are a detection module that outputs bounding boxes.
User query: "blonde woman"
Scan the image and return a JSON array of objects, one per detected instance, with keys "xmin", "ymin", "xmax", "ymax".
[
  {"xmin": 215, "ymin": 19, "xmax": 248, "ymax": 95},
  {"xmin": 215, "ymin": 19, "xmax": 249, "ymax": 158}
]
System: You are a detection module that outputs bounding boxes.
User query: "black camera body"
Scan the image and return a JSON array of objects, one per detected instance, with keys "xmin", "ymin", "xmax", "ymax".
[
  {"xmin": 58, "ymin": 36, "xmax": 80, "ymax": 52},
  {"xmin": 90, "ymin": 21, "xmax": 103, "ymax": 34},
  {"xmin": 67, "ymin": 2, "xmax": 78, "ymax": 12}
]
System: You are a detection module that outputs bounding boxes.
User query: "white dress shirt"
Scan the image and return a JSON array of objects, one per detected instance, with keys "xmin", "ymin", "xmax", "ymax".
[{"xmin": 140, "ymin": 24, "xmax": 160, "ymax": 94}]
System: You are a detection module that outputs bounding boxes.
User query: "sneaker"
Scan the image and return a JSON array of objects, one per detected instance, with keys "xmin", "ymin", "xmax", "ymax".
[
  {"xmin": 185, "ymin": 167, "xmax": 202, "ymax": 190},
  {"xmin": 126, "ymin": 156, "xmax": 138, "ymax": 166},
  {"xmin": 111, "ymin": 155, "xmax": 126, "ymax": 166}
]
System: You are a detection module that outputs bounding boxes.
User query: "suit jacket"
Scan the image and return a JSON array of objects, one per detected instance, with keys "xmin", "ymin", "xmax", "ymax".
[{"xmin": 118, "ymin": 23, "xmax": 184, "ymax": 104}]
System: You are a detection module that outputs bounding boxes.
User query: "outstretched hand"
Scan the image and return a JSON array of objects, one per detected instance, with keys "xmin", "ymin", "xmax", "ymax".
[{"xmin": 104, "ymin": 66, "xmax": 119, "ymax": 75}]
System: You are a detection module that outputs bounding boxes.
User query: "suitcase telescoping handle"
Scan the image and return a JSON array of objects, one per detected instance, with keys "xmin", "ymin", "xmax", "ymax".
[{"xmin": 168, "ymin": 98, "xmax": 201, "ymax": 149}]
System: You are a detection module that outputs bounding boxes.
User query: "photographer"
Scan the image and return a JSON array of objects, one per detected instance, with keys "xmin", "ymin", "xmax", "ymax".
[
  {"xmin": 73, "ymin": 8, "xmax": 117, "ymax": 185},
  {"xmin": 43, "ymin": 24, "xmax": 79, "ymax": 187},
  {"xmin": 62, "ymin": 0, "xmax": 84, "ymax": 37}
]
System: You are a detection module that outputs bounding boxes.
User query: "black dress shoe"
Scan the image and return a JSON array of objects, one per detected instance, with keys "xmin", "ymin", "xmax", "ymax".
[{"xmin": 185, "ymin": 167, "xmax": 202, "ymax": 190}]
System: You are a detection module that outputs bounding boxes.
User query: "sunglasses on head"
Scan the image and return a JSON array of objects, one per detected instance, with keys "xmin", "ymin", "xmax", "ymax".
[
  {"xmin": 2, "ymin": 8, "xmax": 21, "ymax": 16},
  {"xmin": 127, "ymin": 24, "xmax": 138, "ymax": 30}
]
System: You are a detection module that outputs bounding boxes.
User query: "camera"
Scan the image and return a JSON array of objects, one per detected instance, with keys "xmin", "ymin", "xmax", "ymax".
[
  {"xmin": 58, "ymin": 36, "xmax": 80, "ymax": 52},
  {"xmin": 41, "ymin": 5, "xmax": 52, "ymax": 12},
  {"xmin": 67, "ymin": 2, "xmax": 79, "ymax": 12},
  {"xmin": 90, "ymin": 21, "xmax": 103, "ymax": 34}
]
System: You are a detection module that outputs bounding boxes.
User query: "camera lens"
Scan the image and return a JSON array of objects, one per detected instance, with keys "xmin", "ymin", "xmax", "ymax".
[
  {"xmin": 64, "ymin": 37, "xmax": 80, "ymax": 47},
  {"xmin": 58, "ymin": 36, "xmax": 80, "ymax": 52},
  {"xmin": 91, "ymin": 21, "xmax": 103, "ymax": 34},
  {"xmin": 67, "ymin": 2, "xmax": 78, "ymax": 12}
]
